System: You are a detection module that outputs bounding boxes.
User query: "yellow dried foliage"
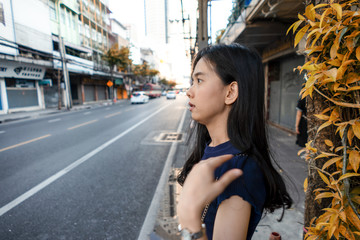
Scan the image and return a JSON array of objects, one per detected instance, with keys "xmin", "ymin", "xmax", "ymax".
[{"xmin": 288, "ymin": 1, "xmax": 360, "ymax": 239}]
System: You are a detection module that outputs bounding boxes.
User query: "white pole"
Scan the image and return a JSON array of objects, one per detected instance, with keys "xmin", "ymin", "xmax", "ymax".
[{"xmin": 56, "ymin": 0, "xmax": 71, "ymax": 109}]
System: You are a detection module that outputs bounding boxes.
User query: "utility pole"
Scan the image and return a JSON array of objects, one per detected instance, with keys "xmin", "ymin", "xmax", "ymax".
[
  {"xmin": 56, "ymin": 69, "xmax": 61, "ymax": 110},
  {"xmin": 197, "ymin": 0, "xmax": 208, "ymax": 50},
  {"xmin": 55, "ymin": 0, "xmax": 72, "ymax": 110}
]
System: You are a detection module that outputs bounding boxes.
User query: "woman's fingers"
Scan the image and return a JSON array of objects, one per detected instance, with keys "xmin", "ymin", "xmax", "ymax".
[{"xmin": 216, "ymin": 169, "xmax": 243, "ymax": 192}]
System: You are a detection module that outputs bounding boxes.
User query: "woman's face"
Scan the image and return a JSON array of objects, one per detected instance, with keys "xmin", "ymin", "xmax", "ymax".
[{"xmin": 187, "ymin": 58, "xmax": 229, "ymax": 125}]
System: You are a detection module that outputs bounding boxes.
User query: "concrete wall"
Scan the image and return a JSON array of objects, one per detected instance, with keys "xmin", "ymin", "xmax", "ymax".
[
  {"xmin": 0, "ymin": 0, "xmax": 17, "ymax": 56},
  {"xmin": 12, "ymin": 0, "xmax": 52, "ymax": 53}
]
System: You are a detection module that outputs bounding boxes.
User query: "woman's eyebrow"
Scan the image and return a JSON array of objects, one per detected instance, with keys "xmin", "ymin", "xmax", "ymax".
[{"xmin": 192, "ymin": 72, "xmax": 205, "ymax": 78}]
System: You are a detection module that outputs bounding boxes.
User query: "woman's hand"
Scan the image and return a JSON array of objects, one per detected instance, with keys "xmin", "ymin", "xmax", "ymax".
[{"xmin": 177, "ymin": 154, "xmax": 243, "ymax": 233}]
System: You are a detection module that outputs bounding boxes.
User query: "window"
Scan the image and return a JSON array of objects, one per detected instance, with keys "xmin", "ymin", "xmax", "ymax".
[
  {"xmin": 49, "ymin": 1, "xmax": 57, "ymax": 20},
  {"xmin": 60, "ymin": 8, "xmax": 65, "ymax": 24},
  {"xmin": 92, "ymin": 28, "xmax": 96, "ymax": 40},
  {"xmin": 89, "ymin": 2, "xmax": 95, "ymax": 12},
  {"xmin": 85, "ymin": 24, "xmax": 90, "ymax": 37},
  {"xmin": 67, "ymin": 10, "xmax": 71, "ymax": 26},
  {"xmin": 103, "ymin": 35, "xmax": 107, "ymax": 47},
  {"xmin": 97, "ymin": 31, "xmax": 102, "ymax": 43},
  {"xmin": 0, "ymin": 2, "xmax": 5, "ymax": 25},
  {"xmin": 72, "ymin": 15, "xmax": 76, "ymax": 30},
  {"xmin": 78, "ymin": 20, "xmax": 82, "ymax": 33}
]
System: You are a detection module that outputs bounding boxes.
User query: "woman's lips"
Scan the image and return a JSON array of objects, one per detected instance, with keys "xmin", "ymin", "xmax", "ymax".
[{"xmin": 189, "ymin": 102, "xmax": 195, "ymax": 111}]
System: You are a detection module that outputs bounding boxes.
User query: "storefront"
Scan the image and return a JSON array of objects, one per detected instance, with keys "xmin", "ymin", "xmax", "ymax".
[
  {"xmin": 115, "ymin": 78, "xmax": 127, "ymax": 99},
  {"xmin": 0, "ymin": 60, "xmax": 46, "ymax": 113},
  {"xmin": 266, "ymin": 54, "xmax": 305, "ymax": 130},
  {"xmin": 82, "ymin": 78, "xmax": 109, "ymax": 103}
]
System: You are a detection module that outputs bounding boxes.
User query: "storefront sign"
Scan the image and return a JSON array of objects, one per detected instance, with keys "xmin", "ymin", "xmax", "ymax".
[
  {"xmin": 114, "ymin": 78, "xmax": 123, "ymax": 86},
  {"xmin": 107, "ymin": 80, "xmax": 113, "ymax": 87},
  {"xmin": 0, "ymin": 60, "xmax": 46, "ymax": 80},
  {"xmin": 39, "ymin": 79, "xmax": 53, "ymax": 86}
]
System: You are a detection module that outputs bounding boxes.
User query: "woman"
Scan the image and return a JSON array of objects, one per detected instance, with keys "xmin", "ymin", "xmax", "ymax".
[{"xmin": 177, "ymin": 43, "xmax": 292, "ymax": 240}]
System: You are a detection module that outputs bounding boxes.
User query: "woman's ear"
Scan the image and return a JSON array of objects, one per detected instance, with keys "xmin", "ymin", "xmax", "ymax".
[{"xmin": 225, "ymin": 82, "xmax": 238, "ymax": 105}]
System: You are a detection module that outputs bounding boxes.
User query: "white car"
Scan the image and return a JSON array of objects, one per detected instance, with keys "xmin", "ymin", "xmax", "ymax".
[
  {"xmin": 166, "ymin": 91, "xmax": 176, "ymax": 99},
  {"xmin": 131, "ymin": 91, "xmax": 149, "ymax": 104}
]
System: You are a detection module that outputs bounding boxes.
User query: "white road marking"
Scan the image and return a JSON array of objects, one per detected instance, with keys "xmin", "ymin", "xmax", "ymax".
[
  {"xmin": 84, "ymin": 112, "xmax": 91, "ymax": 115},
  {"xmin": 137, "ymin": 105, "xmax": 187, "ymax": 240},
  {"xmin": 105, "ymin": 107, "xmax": 110, "ymax": 110},
  {"xmin": 0, "ymin": 103, "xmax": 173, "ymax": 217},
  {"xmin": 48, "ymin": 118, "xmax": 61, "ymax": 123},
  {"xmin": 0, "ymin": 131, "xmax": 5, "ymax": 134}
]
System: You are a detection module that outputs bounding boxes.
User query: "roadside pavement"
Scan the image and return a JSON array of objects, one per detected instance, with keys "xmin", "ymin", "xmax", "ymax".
[
  {"xmin": 0, "ymin": 99, "xmax": 128, "ymax": 124},
  {"xmin": 152, "ymin": 116, "xmax": 307, "ymax": 240}
]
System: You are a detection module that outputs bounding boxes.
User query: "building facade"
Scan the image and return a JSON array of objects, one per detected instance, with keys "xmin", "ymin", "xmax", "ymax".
[
  {"xmin": 0, "ymin": 0, "xmax": 128, "ymax": 114},
  {"xmin": 221, "ymin": 0, "xmax": 305, "ymax": 131},
  {"xmin": 0, "ymin": 0, "xmax": 52, "ymax": 113}
]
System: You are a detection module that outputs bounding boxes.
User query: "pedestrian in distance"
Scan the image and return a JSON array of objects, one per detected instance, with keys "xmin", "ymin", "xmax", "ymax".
[
  {"xmin": 295, "ymin": 97, "xmax": 308, "ymax": 148},
  {"xmin": 177, "ymin": 43, "xmax": 293, "ymax": 240}
]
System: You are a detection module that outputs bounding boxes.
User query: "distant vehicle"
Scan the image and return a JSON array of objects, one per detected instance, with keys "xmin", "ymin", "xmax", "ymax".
[
  {"xmin": 131, "ymin": 91, "xmax": 149, "ymax": 104},
  {"xmin": 142, "ymin": 83, "xmax": 161, "ymax": 98},
  {"xmin": 166, "ymin": 91, "xmax": 176, "ymax": 99},
  {"xmin": 161, "ymin": 91, "xmax": 167, "ymax": 96}
]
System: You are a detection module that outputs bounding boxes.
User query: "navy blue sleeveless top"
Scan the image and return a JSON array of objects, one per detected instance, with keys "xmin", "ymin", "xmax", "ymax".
[{"xmin": 201, "ymin": 141, "xmax": 266, "ymax": 240}]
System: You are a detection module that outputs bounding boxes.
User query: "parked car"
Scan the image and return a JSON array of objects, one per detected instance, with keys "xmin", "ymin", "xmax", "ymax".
[
  {"xmin": 166, "ymin": 91, "xmax": 176, "ymax": 99},
  {"xmin": 131, "ymin": 91, "xmax": 149, "ymax": 104}
]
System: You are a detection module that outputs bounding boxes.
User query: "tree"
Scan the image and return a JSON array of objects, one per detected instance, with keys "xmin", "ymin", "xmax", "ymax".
[
  {"xmin": 102, "ymin": 44, "xmax": 132, "ymax": 99},
  {"xmin": 132, "ymin": 61, "xmax": 160, "ymax": 83},
  {"xmin": 159, "ymin": 78, "xmax": 176, "ymax": 89},
  {"xmin": 117, "ymin": 46, "xmax": 132, "ymax": 72},
  {"xmin": 288, "ymin": 1, "xmax": 360, "ymax": 239},
  {"xmin": 215, "ymin": 29, "xmax": 225, "ymax": 44}
]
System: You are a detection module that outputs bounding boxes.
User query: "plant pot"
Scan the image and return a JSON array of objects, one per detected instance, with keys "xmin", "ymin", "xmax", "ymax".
[{"xmin": 269, "ymin": 232, "xmax": 281, "ymax": 240}]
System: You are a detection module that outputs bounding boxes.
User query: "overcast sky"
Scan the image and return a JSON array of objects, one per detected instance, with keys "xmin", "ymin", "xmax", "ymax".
[{"xmin": 108, "ymin": 0, "xmax": 234, "ymax": 44}]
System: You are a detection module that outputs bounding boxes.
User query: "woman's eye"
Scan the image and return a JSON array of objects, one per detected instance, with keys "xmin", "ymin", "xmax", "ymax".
[{"xmin": 197, "ymin": 79, "xmax": 203, "ymax": 84}]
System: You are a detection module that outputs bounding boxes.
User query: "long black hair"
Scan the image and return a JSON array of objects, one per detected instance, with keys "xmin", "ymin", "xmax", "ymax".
[{"xmin": 177, "ymin": 43, "xmax": 292, "ymax": 214}]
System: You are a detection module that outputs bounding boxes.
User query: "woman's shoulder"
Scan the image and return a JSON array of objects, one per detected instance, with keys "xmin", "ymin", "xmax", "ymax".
[
  {"xmin": 216, "ymin": 154, "xmax": 266, "ymax": 213},
  {"xmin": 217, "ymin": 154, "xmax": 263, "ymax": 176}
]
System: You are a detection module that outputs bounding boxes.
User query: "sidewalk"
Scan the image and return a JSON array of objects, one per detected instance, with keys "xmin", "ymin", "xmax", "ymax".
[
  {"xmin": 0, "ymin": 99, "xmax": 128, "ymax": 124},
  {"xmin": 152, "ymin": 119, "xmax": 307, "ymax": 240}
]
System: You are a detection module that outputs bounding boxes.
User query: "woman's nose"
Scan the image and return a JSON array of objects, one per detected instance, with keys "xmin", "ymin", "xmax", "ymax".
[{"xmin": 186, "ymin": 87, "xmax": 192, "ymax": 98}]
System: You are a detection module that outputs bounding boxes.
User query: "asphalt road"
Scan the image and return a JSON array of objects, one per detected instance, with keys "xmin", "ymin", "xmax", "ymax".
[{"xmin": 0, "ymin": 95, "xmax": 188, "ymax": 240}]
